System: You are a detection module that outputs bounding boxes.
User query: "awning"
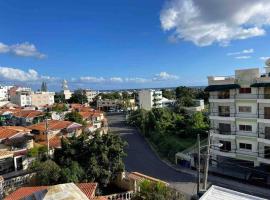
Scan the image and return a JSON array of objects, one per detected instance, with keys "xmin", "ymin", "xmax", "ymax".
[
  {"xmin": 204, "ymin": 84, "xmax": 240, "ymax": 92},
  {"xmin": 250, "ymin": 82, "xmax": 270, "ymax": 87}
]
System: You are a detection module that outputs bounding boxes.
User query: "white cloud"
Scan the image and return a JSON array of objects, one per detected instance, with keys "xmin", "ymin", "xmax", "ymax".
[
  {"xmin": 153, "ymin": 72, "xmax": 179, "ymax": 81},
  {"xmin": 79, "ymin": 72, "xmax": 179, "ymax": 84},
  {"xmin": 235, "ymin": 56, "xmax": 251, "ymax": 59},
  {"xmin": 227, "ymin": 48, "xmax": 254, "ymax": 56},
  {"xmin": 260, "ymin": 56, "xmax": 270, "ymax": 60},
  {"xmin": 0, "ymin": 42, "xmax": 46, "ymax": 59},
  {"xmin": 160, "ymin": 0, "xmax": 270, "ymax": 46},
  {"xmin": 0, "ymin": 66, "xmax": 54, "ymax": 82}
]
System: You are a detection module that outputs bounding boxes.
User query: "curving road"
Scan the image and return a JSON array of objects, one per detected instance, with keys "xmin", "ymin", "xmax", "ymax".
[{"xmin": 107, "ymin": 113, "xmax": 270, "ymax": 199}]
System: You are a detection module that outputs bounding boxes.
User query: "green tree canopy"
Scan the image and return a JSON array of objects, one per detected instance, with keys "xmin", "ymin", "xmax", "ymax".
[
  {"xmin": 65, "ymin": 111, "xmax": 84, "ymax": 124},
  {"xmin": 54, "ymin": 133, "xmax": 127, "ymax": 187},
  {"xmin": 54, "ymin": 93, "xmax": 66, "ymax": 103},
  {"xmin": 69, "ymin": 89, "xmax": 88, "ymax": 104},
  {"xmin": 132, "ymin": 180, "xmax": 184, "ymax": 200}
]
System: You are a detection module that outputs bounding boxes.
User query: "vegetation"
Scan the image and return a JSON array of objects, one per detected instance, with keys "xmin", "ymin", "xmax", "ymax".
[
  {"xmin": 65, "ymin": 111, "xmax": 85, "ymax": 125},
  {"xmin": 99, "ymin": 92, "xmax": 122, "ymax": 100},
  {"xmin": 128, "ymin": 108, "xmax": 209, "ymax": 161},
  {"xmin": 54, "ymin": 93, "xmax": 66, "ymax": 103},
  {"xmin": 161, "ymin": 89, "xmax": 175, "ymax": 100},
  {"xmin": 51, "ymin": 103, "xmax": 68, "ymax": 113},
  {"xmin": 31, "ymin": 133, "xmax": 127, "ymax": 187},
  {"xmin": 27, "ymin": 146, "xmax": 47, "ymax": 159},
  {"xmin": 68, "ymin": 89, "xmax": 88, "ymax": 104},
  {"xmin": 132, "ymin": 180, "xmax": 184, "ymax": 200},
  {"xmin": 41, "ymin": 81, "xmax": 48, "ymax": 92}
]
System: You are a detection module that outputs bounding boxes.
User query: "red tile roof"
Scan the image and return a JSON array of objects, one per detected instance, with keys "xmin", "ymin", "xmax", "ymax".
[
  {"xmin": 0, "ymin": 127, "xmax": 19, "ymax": 140},
  {"xmin": 28, "ymin": 120, "xmax": 75, "ymax": 132},
  {"xmin": 38, "ymin": 136, "xmax": 62, "ymax": 149},
  {"xmin": 128, "ymin": 172, "xmax": 168, "ymax": 185},
  {"xmin": 12, "ymin": 110, "xmax": 43, "ymax": 118},
  {"xmin": 4, "ymin": 186, "xmax": 47, "ymax": 200},
  {"xmin": 5, "ymin": 183, "xmax": 98, "ymax": 200}
]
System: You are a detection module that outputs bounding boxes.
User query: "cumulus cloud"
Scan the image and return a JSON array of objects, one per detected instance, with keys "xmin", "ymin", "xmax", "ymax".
[
  {"xmin": 152, "ymin": 72, "xmax": 179, "ymax": 81},
  {"xmin": 227, "ymin": 48, "xmax": 254, "ymax": 56},
  {"xmin": 260, "ymin": 56, "xmax": 270, "ymax": 60},
  {"xmin": 79, "ymin": 72, "xmax": 178, "ymax": 84},
  {"xmin": 0, "ymin": 42, "xmax": 46, "ymax": 59},
  {"xmin": 235, "ymin": 56, "xmax": 251, "ymax": 59},
  {"xmin": 0, "ymin": 66, "xmax": 55, "ymax": 82},
  {"xmin": 160, "ymin": 0, "xmax": 270, "ymax": 46}
]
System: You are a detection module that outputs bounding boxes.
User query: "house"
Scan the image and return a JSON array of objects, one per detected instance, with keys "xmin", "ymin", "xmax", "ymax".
[
  {"xmin": 4, "ymin": 182, "xmax": 108, "ymax": 200},
  {"xmin": 205, "ymin": 65, "xmax": 270, "ymax": 168},
  {"xmin": 10, "ymin": 89, "xmax": 32, "ymax": 107},
  {"xmin": 199, "ymin": 185, "xmax": 267, "ymax": 200},
  {"xmin": 28, "ymin": 120, "xmax": 82, "ymax": 144},
  {"xmin": 0, "ymin": 126, "xmax": 33, "ymax": 151},
  {"xmin": 31, "ymin": 91, "xmax": 55, "ymax": 107},
  {"xmin": 10, "ymin": 110, "xmax": 44, "ymax": 126},
  {"xmin": 79, "ymin": 110, "xmax": 104, "ymax": 130}
]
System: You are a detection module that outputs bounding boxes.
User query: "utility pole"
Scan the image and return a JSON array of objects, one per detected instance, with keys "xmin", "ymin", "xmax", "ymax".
[
  {"xmin": 45, "ymin": 118, "xmax": 50, "ymax": 157},
  {"xmin": 197, "ymin": 134, "xmax": 200, "ymax": 195},
  {"xmin": 203, "ymin": 131, "xmax": 211, "ymax": 190}
]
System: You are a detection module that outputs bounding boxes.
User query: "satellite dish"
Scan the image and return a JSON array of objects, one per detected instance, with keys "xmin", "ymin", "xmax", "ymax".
[{"xmin": 266, "ymin": 58, "xmax": 270, "ymax": 67}]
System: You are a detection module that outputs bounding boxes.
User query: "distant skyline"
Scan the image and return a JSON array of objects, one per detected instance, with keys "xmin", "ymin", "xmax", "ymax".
[{"xmin": 0, "ymin": 0, "xmax": 270, "ymax": 90}]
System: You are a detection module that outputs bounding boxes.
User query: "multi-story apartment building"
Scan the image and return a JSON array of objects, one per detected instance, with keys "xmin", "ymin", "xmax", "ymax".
[
  {"xmin": 31, "ymin": 91, "xmax": 55, "ymax": 107},
  {"xmin": 85, "ymin": 89, "xmax": 98, "ymax": 103},
  {"xmin": 206, "ymin": 66, "xmax": 270, "ymax": 167},
  {"xmin": 10, "ymin": 89, "xmax": 32, "ymax": 107},
  {"xmin": 138, "ymin": 90, "xmax": 162, "ymax": 110},
  {"xmin": 0, "ymin": 85, "xmax": 13, "ymax": 101}
]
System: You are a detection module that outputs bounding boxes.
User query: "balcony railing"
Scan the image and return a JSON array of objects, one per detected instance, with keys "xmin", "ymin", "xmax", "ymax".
[{"xmin": 209, "ymin": 94, "xmax": 270, "ymax": 99}]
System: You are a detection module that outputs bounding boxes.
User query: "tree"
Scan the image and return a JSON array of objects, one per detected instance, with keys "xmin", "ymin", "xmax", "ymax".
[
  {"xmin": 69, "ymin": 89, "xmax": 88, "ymax": 104},
  {"xmin": 60, "ymin": 161, "xmax": 85, "ymax": 183},
  {"xmin": 132, "ymin": 180, "xmax": 184, "ymax": 200},
  {"xmin": 52, "ymin": 103, "xmax": 68, "ymax": 113},
  {"xmin": 65, "ymin": 111, "xmax": 84, "ymax": 124},
  {"xmin": 54, "ymin": 93, "xmax": 66, "ymax": 103},
  {"xmin": 54, "ymin": 133, "xmax": 126, "ymax": 187},
  {"xmin": 31, "ymin": 160, "xmax": 61, "ymax": 185},
  {"xmin": 161, "ymin": 89, "xmax": 175, "ymax": 100}
]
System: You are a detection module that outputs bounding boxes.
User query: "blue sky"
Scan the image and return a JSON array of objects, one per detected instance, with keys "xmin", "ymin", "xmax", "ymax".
[{"xmin": 0, "ymin": 0, "xmax": 270, "ymax": 90}]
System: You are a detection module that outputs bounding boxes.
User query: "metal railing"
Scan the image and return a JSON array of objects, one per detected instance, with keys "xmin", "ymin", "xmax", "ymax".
[
  {"xmin": 106, "ymin": 191, "xmax": 134, "ymax": 200},
  {"xmin": 210, "ymin": 93, "xmax": 270, "ymax": 99},
  {"xmin": 209, "ymin": 112, "xmax": 270, "ymax": 119}
]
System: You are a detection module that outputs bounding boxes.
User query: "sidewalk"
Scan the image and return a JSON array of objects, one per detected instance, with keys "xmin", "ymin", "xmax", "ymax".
[{"xmin": 169, "ymin": 163, "xmax": 270, "ymax": 199}]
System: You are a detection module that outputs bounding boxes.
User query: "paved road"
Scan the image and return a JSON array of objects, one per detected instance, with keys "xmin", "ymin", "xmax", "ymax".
[{"xmin": 107, "ymin": 113, "xmax": 270, "ymax": 199}]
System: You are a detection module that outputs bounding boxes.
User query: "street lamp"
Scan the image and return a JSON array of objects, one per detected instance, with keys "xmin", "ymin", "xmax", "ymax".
[{"xmin": 197, "ymin": 133, "xmax": 223, "ymax": 195}]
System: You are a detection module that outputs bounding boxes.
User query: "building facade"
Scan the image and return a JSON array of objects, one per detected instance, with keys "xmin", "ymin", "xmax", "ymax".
[
  {"xmin": 0, "ymin": 86, "xmax": 13, "ymax": 101},
  {"xmin": 138, "ymin": 90, "xmax": 162, "ymax": 110},
  {"xmin": 85, "ymin": 89, "xmax": 98, "ymax": 103},
  {"xmin": 206, "ymin": 66, "xmax": 270, "ymax": 167},
  {"xmin": 31, "ymin": 92, "xmax": 55, "ymax": 107},
  {"xmin": 10, "ymin": 90, "xmax": 32, "ymax": 107}
]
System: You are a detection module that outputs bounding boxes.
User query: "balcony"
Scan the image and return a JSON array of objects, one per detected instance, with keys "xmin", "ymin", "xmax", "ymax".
[
  {"xmin": 258, "ymin": 156, "xmax": 270, "ymax": 164},
  {"xmin": 211, "ymin": 149, "xmax": 236, "ymax": 158},
  {"xmin": 235, "ymin": 94, "xmax": 257, "ymax": 100},
  {"xmin": 235, "ymin": 112, "xmax": 258, "ymax": 119},
  {"xmin": 236, "ymin": 131, "xmax": 257, "ymax": 137}
]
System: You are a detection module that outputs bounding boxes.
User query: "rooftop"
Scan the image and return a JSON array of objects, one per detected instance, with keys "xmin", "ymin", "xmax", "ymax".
[
  {"xmin": 28, "ymin": 120, "xmax": 81, "ymax": 132},
  {"xmin": 199, "ymin": 185, "xmax": 267, "ymax": 200}
]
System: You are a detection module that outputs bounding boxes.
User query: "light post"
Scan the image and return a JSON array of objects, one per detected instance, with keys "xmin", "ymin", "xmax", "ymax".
[{"xmin": 197, "ymin": 132, "xmax": 223, "ymax": 194}]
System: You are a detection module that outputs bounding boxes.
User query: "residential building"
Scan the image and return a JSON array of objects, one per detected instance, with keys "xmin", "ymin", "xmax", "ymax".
[
  {"xmin": 199, "ymin": 185, "xmax": 266, "ymax": 200},
  {"xmin": 138, "ymin": 90, "xmax": 162, "ymax": 110},
  {"xmin": 97, "ymin": 98, "xmax": 122, "ymax": 111},
  {"xmin": 10, "ymin": 89, "xmax": 32, "ymax": 107},
  {"xmin": 31, "ymin": 91, "xmax": 55, "ymax": 107},
  {"xmin": 206, "ymin": 64, "xmax": 270, "ymax": 167},
  {"xmin": 183, "ymin": 99, "xmax": 205, "ymax": 114},
  {"xmin": 85, "ymin": 89, "xmax": 98, "ymax": 103},
  {"xmin": 4, "ymin": 182, "xmax": 106, "ymax": 200},
  {"xmin": 0, "ymin": 86, "xmax": 13, "ymax": 101},
  {"xmin": 10, "ymin": 110, "xmax": 44, "ymax": 126}
]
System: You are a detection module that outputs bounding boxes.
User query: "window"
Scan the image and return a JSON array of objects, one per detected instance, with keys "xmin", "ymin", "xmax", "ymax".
[
  {"xmin": 264, "ymin": 107, "xmax": 270, "ymax": 119},
  {"xmin": 238, "ymin": 106, "xmax": 251, "ymax": 113},
  {"xmin": 239, "ymin": 125, "xmax": 252, "ymax": 132},
  {"xmin": 265, "ymin": 127, "xmax": 270, "ymax": 139},
  {"xmin": 218, "ymin": 106, "xmax": 230, "ymax": 117},
  {"xmin": 219, "ymin": 141, "xmax": 231, "ymax": 152},
  {"xmin": 218, "ymin": 90, "xmax": 230, "ymax": 99},
  {"xmin": 264, "ymin": 146, "xmax": 270, "ymax": 159},
  {"xmin": 219, "ymin": 123, "xmax": 231, "ymax": 134},
  {"xmin": 239, "ymin": 88, "xmax": 251, "ymax": 94},
  {"xmin": 239, "ymin": 143, "xmax": 252, "ymax": 150}
]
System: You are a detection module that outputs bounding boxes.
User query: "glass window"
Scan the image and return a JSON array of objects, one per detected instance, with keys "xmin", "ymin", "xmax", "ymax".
[
  {"xmin": 239, "ymin": 143, "xmax": 252, "ymax": 150},
  {"xmin": 219, "ymin": 141, "xmax": 231, "ymax": 151},
  {"xmin": 239, "ymin": 125, "xmax": 252, "ymax": 132},
  {"xmin": 239, "ymin": 88, "xmax": 251, "ymax": 94},
  {"xmin": 239, "ymin": 106, "xmax": 251, "ymax": 113},
  {"xmin": 218, "ymin": 106, "xmax": 230, "ymax": 117},
  {"xmin": 219, "ymin": 123, "xmax": 231, "ymax": 134}
]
